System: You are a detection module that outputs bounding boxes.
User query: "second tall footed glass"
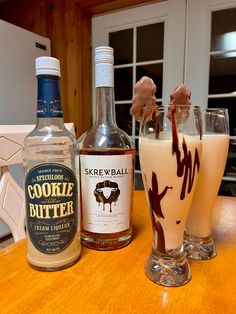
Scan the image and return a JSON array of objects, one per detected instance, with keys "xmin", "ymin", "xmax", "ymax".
[
  {"xmin": 184, "ymin": 108, "xmax": 229, "ymax": 260},
  {"xmin": 139, "ymin": 106, "xmax": 202, "ymax": 287}
]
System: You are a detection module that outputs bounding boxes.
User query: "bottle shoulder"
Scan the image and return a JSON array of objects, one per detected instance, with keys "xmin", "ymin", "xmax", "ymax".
[
  {"xmin": 23, "ymin": 127, "xmax": 78, "ymax": 161},
  {"xmin": 78, "ymin": 124, "xmax": 134, "ymax": 150},
  {"xmin": 24, "ymin": 127, "xmax": 77, "ymax": 146},
  {"xmin": 23, "ymin": 127, "xmax": 78, "ymax": 166}
]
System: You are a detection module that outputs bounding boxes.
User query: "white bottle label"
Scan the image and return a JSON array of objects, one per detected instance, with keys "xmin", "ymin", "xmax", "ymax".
[{"xmin": 80, "ymin": 154, "xmax": 133, "ymax": 233}]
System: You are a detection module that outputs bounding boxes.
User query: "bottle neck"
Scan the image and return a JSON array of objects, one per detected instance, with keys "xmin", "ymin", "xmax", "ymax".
[
  {"xmin": 95, "ymin": 62, "xmax": 116, "ymax": 125},
  {"xmin": 95, "ymin": 87, "xmax": 116, "ymax": 125},
  {"xmin": 36, "ymin": 75, "xmax": 64, "ymax": 129}
]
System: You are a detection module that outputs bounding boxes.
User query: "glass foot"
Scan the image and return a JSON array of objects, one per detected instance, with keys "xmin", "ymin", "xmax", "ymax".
[
  {"xmin": 145, "ymin": 250, "xmax": 191, "ymax": 287},
  {"xmin": 184, "ymin": 231, "xmax": 217, "ymax": 260}
]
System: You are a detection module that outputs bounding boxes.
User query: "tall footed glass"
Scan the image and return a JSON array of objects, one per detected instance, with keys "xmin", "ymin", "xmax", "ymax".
[
  {"xmin": 139, "ymin": 106, "xmax": 202, "ymax": 286},
  {"xmin": 184, "ymin": 108, "xmax": 229, "ymax": 260}
]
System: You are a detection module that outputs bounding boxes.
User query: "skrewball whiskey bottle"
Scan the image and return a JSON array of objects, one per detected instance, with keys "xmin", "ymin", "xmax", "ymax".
[
  {"xmin": 23, "ymin": 57, "xmax": 81, "ymax": 271},
  {"xmin": 78, "ymin": 46, "xmax": 134, "ymax": 250}
]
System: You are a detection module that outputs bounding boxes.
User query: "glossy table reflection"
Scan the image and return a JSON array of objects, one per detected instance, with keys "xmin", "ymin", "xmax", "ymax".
[{"xmin": 0, "ymin": 191, "xmax": 236, "ymax": 313}]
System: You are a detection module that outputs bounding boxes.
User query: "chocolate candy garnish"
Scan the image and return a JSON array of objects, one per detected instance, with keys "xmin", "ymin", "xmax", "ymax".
[
  {"xmin": 130, "ymin": 76, "xmax": 158, "ymax": 122},
  {"xmin": 167, "ymin": 84, "xmax": 191, "ymax": 123}
]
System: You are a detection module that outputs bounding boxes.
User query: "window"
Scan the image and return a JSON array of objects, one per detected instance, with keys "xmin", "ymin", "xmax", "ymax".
[
  {"xmin": 208, "ymin": 8, "xmax": 236, "ymax": 192},
  {"xmin": 186, "ymin": 0, "xmax": 236, "ymax": 194},
  {"xmin": 92, "ymin": 0, "xmax": 236, "ymax": 194}
]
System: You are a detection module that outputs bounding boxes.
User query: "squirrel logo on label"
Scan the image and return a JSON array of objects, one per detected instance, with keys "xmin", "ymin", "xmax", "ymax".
[{"xmin": 94, "ymin": 180, "xmax": 120, "ymax": 212}]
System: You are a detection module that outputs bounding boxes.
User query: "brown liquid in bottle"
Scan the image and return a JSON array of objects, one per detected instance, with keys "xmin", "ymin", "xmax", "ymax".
[{"xmin": 79, "ymin": 47, "xmax": 134, "ymax": 250}]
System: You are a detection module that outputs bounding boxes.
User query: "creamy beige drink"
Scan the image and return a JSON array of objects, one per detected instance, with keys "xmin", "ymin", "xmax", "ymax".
[
  {"xmin": 27, "ymin": 230, "xmax": 80, "ymax": 269},
  {"xmin": 139, "ymin": 132, "xmax": 202, "ymax": 251},
  {"xmin": 132, "ymin": 77, "xmax": 201, "ymax": 286},
  {"xmin": 186, "ymin": 134, "xmax": 229, "ymax": 238}
]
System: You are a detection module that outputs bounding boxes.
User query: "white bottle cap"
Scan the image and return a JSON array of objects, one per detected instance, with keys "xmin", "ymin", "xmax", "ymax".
[
  {"xmin": 95, "ymin": 46, "xmax": 114, "ymax": 65},
  {"xmin": 95, "ymin": 46, "xmax": 114, "ymax": 87},
  {"xmin": 35, "ymin": 56, "xmax": 61, "ymax": 77}
]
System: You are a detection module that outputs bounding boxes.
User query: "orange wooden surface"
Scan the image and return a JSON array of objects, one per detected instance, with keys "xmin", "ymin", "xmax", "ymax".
[{"xmin": 0, "ymin": 191, "xmax": 236, "ymax": 314}]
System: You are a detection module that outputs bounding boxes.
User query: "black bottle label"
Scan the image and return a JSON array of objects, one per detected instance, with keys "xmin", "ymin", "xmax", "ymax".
[
  {"xmin": 25, "ymin": 163, "xmax": 78, "ymax": 254},
  {"xmin": 37, "ymin": 76, "xmax": 63, "ymax": 118}
]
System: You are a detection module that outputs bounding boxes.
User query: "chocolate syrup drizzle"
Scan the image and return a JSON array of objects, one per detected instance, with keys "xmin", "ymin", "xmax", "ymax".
[
  {"xmin": 171, "ymin": 107, "xmax": 200, "ymax": 200},
  {"xmin": 148, "ymin": 172, "xmax": 173, "ymax": 219},
  {"xmin": 146, "ymin": 173, "xmax": 172, "ymax": 254},
  {"xmin": 155, "ymin": 221, "xmax": 166, "ymax": 254}
]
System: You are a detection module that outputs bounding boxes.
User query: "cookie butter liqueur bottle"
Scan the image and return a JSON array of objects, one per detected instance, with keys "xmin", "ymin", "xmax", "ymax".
[
  {"xmin": 23, "ymin": 57, "xmax": 80, "ymax": 271},
  {"xmin": 78, "ymin": 46, "xmax": 134, "ymax": 250}
]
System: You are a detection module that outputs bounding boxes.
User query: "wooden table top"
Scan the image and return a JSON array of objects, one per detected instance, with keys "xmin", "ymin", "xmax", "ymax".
[{"xmin": 0, "ymin": 191, "xmax": 236, "ymax": 314}]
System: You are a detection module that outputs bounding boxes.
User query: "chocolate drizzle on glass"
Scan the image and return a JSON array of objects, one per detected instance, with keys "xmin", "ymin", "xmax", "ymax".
[
  {"xmin": 149, "ymin": 213, "xmax": 166, "ymax": 254},
  {"xmin": 148, "ymin": 172, "xmax": 173, "ymax": 219},
  {"xmin": 170, "ymin": 106, "xmax": 200, "ymax": 200},
  {"xmin": 155, "ymin": 221, "xmax": 166, "ymax": 254},
  {"xmin": 145, "ymin": 172, "xmax": 172, "ymax": 254},
  {"xmin": 155, "ymin": 113, "xmax": 160, "ymax": 140}
]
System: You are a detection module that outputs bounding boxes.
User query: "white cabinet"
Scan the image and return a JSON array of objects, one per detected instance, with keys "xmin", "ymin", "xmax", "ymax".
[{"xmin": 0, "ymin": 19, "xmax": 51, "ymax": 237}]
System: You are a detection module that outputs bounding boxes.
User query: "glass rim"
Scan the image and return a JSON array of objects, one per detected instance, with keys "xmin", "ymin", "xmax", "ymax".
[
  {"xmin": 193, "ymin": 107, "xmax": 228, "ymax": 113},
  {"xmin": 158, "ymin": 105, "xmax": 228, "ymax": 109},
  {"xmin": 156, "ymin": 106, "xmax": 228, "ymax": 114},
  {"xmin": 157, "ymin": 105, "xmax": 199, "ymax": 110}
]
